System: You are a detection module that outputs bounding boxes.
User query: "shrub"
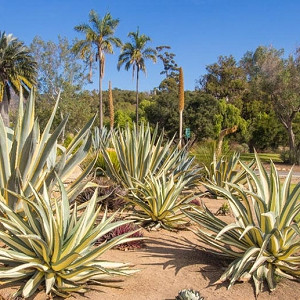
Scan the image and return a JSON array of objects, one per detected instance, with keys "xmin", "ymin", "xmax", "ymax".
[
  {"xmin": 183, "ymin": 153, "xmax": 300, "ymax": 296},
  {"xmin": 82, "ymin": 148, "xmax": 119, "ymax": 176},
  {"xmin": 0, "ymin": 179, "xmax": 140, "ymax": 298}
]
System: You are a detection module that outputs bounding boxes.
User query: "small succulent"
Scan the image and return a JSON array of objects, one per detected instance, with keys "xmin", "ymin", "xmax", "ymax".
[
  {"xmin": 97, "ymin": 222, "xmax": 144, "ymax": 250},
  {"xmin": 176, "ymin": 289, "xmax": 204, "ymax": 300}
]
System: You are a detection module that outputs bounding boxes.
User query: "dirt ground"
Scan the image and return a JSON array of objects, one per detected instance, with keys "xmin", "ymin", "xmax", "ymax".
[{"xmin": 0, "ymin": 163, "xmax": 299, "ymax": 300}]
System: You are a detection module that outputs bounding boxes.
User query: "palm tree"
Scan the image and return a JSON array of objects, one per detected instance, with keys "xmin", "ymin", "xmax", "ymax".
[
  {"xmin": 0, "ymin": 31, "xmax": 36, "ymax": 126},
  {"xmin": 117, "ymin": 28, "xmax": 157, "ymax": 124},
  {"xmin": 73, "ymin": 10, "xmax": 121, "ymax": 129}
]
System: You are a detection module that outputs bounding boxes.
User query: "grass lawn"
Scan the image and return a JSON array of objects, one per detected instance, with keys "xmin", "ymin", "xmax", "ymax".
[{"xmin": 240, "ymin": 153, "xmax": 283, "ymax": 163}]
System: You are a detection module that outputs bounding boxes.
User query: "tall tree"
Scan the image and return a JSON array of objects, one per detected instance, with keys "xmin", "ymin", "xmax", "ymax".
[
  {"xmin": 31, "ymin": 36, "xmax": 85, "ymax": 96},
  {"xmin": 198, "ymin": 55, "xmax": 248, "ymax": 109},
  {"xmin": 156, "ymin": 45, "xmax": 179, "ymax": 79},
  {"xmin": 117, "ymin": 28, "xmax": 156, "ymax": 124},
  {"xmin": 0, "ymin": 32, "xmax": 36, "ymax": 125},
  {"xmin": 244, "ymin": 46, "xmax": 300, "ymax": 163},
  {"xmin": 73, "ymin": 10, "xmax": 121, "ymax": 129}
]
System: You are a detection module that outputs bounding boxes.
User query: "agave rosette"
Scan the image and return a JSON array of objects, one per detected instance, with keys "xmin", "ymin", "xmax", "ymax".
[
  {"xmin": 204, "ymin": 152, "xmax": 255, "ymax": 197},
  {"xmin": 129, "ymin": 172, "xmax": 195, "ymax": 229},
  {"xmin": 0, "ymin": 90, "xmax": 95, "ymax": 211},
  {"xmin": 102, "ymin": 123, "xmax": 200, "ymax": 191},
  {"xmin": 184, "ymin": 153, "xmax": 300, "ymax": 296},
  {"xmin": 0, "ymin": 179, "xmax": 141, "ymax": 298}
]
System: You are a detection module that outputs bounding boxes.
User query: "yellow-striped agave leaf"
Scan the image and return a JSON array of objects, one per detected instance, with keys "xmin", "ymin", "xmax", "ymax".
[
  {"xmin": 183, "ymin": 152, "xmax": 300, "ymax": 296},
  {"xmin": 0, "ymin": 90, "xmax": 95, "ymax": 211},
  {"xmin": 0, "ymin": 181, "xmax": 139, "ymax": 298}
]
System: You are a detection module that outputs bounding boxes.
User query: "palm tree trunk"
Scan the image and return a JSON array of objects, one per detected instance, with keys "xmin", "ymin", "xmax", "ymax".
[
  {"xmin": 136, "ymin": 67, "xmax": 139, "ymax": 125},
  {"xmin": 0, "ymin": 87, "xmax": 10, "ymax": 127},
  {"xmin": 99, "ymin": 59, "xmax": 103, "ymax": 129}
]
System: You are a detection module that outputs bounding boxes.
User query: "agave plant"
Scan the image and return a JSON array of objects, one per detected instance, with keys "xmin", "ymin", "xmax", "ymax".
[
  {"xmin": 92, "ymin": 126, "xmax": 112, "ymax": 151},
  {"xmin": 204, "ymin": 152, "xmax": 254, "ymax": 197},
  {"xmin": 129, "ymin": 173, "xmax": 195, "ymax": 229},
  {"xmin": 184, "ymin": 153, "xmax": 300, "ymax": 296},
  {"xmin": 102, "ymin": 123, "xmax": 200, "ymax": 191},
  {"xmin": 0, "ymin": 178, "xmax": 141, "ymax": 298},
  {"xmin": 176, "ymin": 289, "xmax": 204, "ymax": 300},
  {"xmin": 0, "ymin": 90, "xmax": 95, "ymax": 211}
]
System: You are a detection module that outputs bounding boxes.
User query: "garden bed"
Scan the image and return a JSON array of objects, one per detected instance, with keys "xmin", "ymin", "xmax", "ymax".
[{"xmin": 1, "ymin": 197, "xmax": 300, "ymax": 300}]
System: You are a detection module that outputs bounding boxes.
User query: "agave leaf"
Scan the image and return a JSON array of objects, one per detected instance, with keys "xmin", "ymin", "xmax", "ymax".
[{"xmin": 22, "ymin": 271, "xmax": 44, "ymax": 298}]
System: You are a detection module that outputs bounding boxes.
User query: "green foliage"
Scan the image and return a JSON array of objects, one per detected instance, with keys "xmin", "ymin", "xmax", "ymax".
[
  {"xmin": 0, "ymin": 91, "xmax": 95, "ymax": 211},
  {"xmin": 82, "ymin": 148, "xmax": 119, "ymax": 176},
  {"xmin": 35, "ymin": 89, "xmax": 97, "ymax": 135},
  {"xmin": 184, "ymin": 92, "xmax": 219, "ymax": 141},
  {"xmin": 114, "ymin": 109, "xmax": 134, "ymax": 129},
  {"xmin": 215, "ymin": 99, "xmax": 247, "ymax": 137},
  {"xmin": 176, "ymin": 289, "xmax": 204, "ymax": 300},
  {"xmin": 184, "ymin": 153, "xmax": 300, "ymax": 296},
  {"xmin": 118, "ymin": 28, "xmax": 157, "ymax": 123},
  {"xmin": 156, "ymin": 45, "xmax": 179, "ymax": 79},
  {"xmin": 145, "ymin": 80, "xmax": 179, "ymax": 139},
  {"xmin": 30, "ymin": 36, "xmax": 85, "ymax": 96},
  {"xmin": 198, "ymin": 55, "xmax": 248, "ymax": 109},
  {"xmin": 0, "ymin": 180, "xmax": 140, "ymax": 298},
  {"xmin": 204, "ymin": 152, "xmax": 255, "ymax": 197},
  {"xmin": 0, "ymin": 32, "xmax": 37, "ymax": 125},
  {"xmin": 240, "ymin": 152, "xmax": 283, "ymax": 163}
]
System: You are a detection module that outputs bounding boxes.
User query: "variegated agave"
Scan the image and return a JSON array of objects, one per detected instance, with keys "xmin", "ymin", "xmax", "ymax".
[
  {"xmin": 0, "ymin": 90, "xmax": 95, "ymax": 211},
  {"xmin": 204, "ymin": 152, "xmax": 255, "ymax": 197},
  {"xmin": 129, "ymin": 173, "xmax": 195, "ymax": 229},
  {"xmin": 102, "ymin": 123, "xmax": 200, "ymax": 191},
  {"xmin": 0, "ymin": 179, "xmax": 141, "ymax": 298},
  {"xmin": 184, "ymin": 153, "xmax": 300, "ymax": 296}
]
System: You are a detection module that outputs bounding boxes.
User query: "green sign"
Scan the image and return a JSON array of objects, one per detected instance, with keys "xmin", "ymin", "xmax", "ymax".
[{"xmin": 185, "ymin": 127, "xmax": 191, "ymax": 139}]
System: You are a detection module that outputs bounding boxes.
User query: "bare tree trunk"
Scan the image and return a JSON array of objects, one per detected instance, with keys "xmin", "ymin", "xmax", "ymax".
[
  {"xmin": 0, "ymin": 88, "xmax": 10, "ymax": 126},
  {"xmin": 216, "ymin": 125, "xmax": 238, "ymax": 157},
  {"xmin": 287, "ymin": 123, "xmax": 297, "ymax": 164},
  {"xmin": 136, "ymin": 68, "xmax": 139, "ymax": 125}
]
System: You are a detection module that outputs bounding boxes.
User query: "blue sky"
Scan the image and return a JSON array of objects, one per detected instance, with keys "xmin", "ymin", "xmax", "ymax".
[{"xmin": 1, "ymin": 0, "xmax": 300, "ymax": 91}]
